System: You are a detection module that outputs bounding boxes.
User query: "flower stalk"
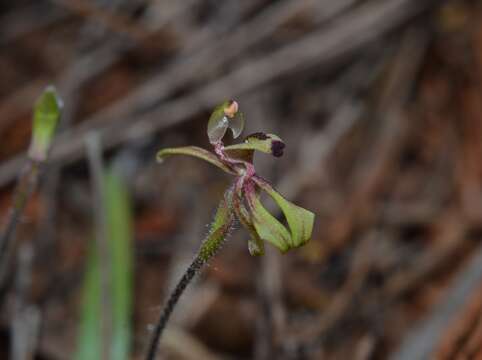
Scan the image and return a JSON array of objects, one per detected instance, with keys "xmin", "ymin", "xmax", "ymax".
[{"xmin": 145, "ymin": 100, "xmax": 315, "ymax": 359}]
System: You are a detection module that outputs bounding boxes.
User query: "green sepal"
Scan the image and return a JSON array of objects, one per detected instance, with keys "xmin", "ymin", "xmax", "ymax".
[
  {"xmin": 207, "ymin": 103, "xmax": 229, "ymax": 143},
  {"xmin": 224, "ymin": 133, "xmax": 285, "ymax": 158},
  {"xmin": 198, "ymin": 188, "xmax": 235, "ymax": 261},
  {"xmin": 244, "ymin": 183, "xmax": 290, "ymax": 253},
  {"xmin": 254, "ymin": 176, "xmax": 314, "ymax": 248},
  {"xmin": 28, "ymin": 86, "xmax": 63, "ymax": 161},
  {"xmin": 207, "ymin": 101, "xmax": 245, "ymax": 143},
  {"xmin": 156, "ymin": 146, "xmax": 236, "ymax": 175},
  {"xmin": 232, "ymin": 183, "xmax": 264, "ymax": 256}
]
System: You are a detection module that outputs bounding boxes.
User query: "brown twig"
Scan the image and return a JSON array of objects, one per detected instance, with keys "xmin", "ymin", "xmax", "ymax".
[
  {"xmin": 11, "ymin": 243, "xmax": 40, "ymax": 360},
  {"xmin": 0, "ymin": 0, "xmax": 444, "ymax": 188},
  {"xmin": 50, "ymin": 0, "xmax": 150, "ymax": 42},
  {"xmin": 0, "ymin": 160, "xmax": 41, "ymax": 289}
]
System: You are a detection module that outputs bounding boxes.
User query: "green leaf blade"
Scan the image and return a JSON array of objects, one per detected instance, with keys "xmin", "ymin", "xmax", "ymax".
[
  {"xmin": 75, "ymin": 168, "xmax": 134, "ymax": 360},
  {"xmin": 75, "ymin": 244, "xmax": 102, "ymax": 360},
  {"xmin": 199, "ymin": 188, "xmax": 236, "ymax": 261},
  {"xmin": 104, "ymin": 170, "xmax": 133, "ymax": 360}
]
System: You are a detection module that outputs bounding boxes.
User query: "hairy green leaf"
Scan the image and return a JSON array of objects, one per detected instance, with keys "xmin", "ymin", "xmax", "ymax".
[
  {"xmin": 157, "ymin": 146, "xmax": 235, "ymax": 175},
  {"xmin": 254, "ymin": 177, "xmax": 314, "ymax": 248},
  {"xmin": 199, "ymin": 188, "xmax": 235, "ymax": 261}
]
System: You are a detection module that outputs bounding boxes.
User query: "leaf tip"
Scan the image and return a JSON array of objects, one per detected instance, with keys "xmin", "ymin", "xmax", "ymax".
[{"xmin": 28, "ymin": 86, "xmax": 63, "ymax": 161}]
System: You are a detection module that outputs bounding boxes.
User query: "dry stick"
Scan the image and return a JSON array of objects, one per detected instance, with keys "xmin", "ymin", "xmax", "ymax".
[
  {"xmin": 62, "ymin": 0, "xmax": 311, "ymax": 140},
  {"xmin": 321, "ymin": 27, "xmax": 430, "ymax": 260},
  {"xmin": 58, "ymin": 0, "xmax": 258, "ymax": 138},
  {"xmin": 86, "ymin": 0, "xmax": 443, "ymax": 148},
  {"xmin": 85, "ymin": 132, "xmax": 112, "ymax": 360},
  {"xmin": 11, "ymin": 243, "xmax": 40, "ymax": 360},
  {"xmin": 51, "ymin": 0, "xmax": 150, "ymax": 41},
  {"xmin": 0, "ymin": 3, "xmax": 68, "ymax": 45},
  {"xmin": 0, "ymin": 0, "xmax": 441, "ymax": 188},
  {"xmin": 255, "ymin": 248, "xmax": 283, "ymax": 360},
  {"xmin": 145, "ymin": 256, "xmax": 205, "ymax": 360},
  {"xmin": 385, "ymin": 217, "xmax": 467, "ymax": 298},
  {"xmin": 390, "ymin": 228, "xmax": 480, "ymax": 360},
  {"xmin": 303, "ymin": 233, "xmax": 378, "ymax": 349},
  {"xmin": 0, "ymin": 160, "xmax": 41, "ymax": 288}
]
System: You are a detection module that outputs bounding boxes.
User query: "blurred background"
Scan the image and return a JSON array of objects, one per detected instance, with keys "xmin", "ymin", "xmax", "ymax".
[{"xmin": 1, "ymin": 0, "xmax": 482, "ymax": 359}]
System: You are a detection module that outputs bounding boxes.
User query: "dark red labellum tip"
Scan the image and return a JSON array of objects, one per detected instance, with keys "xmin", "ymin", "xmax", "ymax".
[{"xmin": 271, "ymin": 140, "xmax": 285, "ymax": 157}]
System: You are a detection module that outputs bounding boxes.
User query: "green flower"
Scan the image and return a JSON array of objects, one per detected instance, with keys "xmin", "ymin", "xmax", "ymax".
[{"xmin": 157, "ymin": 100, "xmax": 314, "ymax": 257}]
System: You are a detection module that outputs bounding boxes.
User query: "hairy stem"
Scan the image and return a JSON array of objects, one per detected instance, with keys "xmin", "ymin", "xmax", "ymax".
[
  {"xmin": 145, "ymin": 256, "xmax": 205, "ymax": 360},
  {"xmin": 146, "ymin": 187, "xmax": 235, "ymax": 359}
]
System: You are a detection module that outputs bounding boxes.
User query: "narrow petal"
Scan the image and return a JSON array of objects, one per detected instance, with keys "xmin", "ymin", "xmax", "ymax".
[
  {"xmin": 244, "ymin": 182, "xmax": 291, "ymax": 253},
  {"xmin": 207, "ymin": 102, "xmax": 229, "ymax": 143},
  {"xmin": 208, "ymin": 101, "xmax": 245, "ymax": 142},
  {"xmin": 156, "ymin": 146, "xmax": 236, "ymax": 175},
  {"xmin": 228, "ymin": 111, "xmax": 245, "ymax": 139},
  {"xmin": 223, "ymin": 133, "xmax": 285, "ymax": 157},
  {"xmin": 232, "ymin": 181, "xmax": 264, "ymax": 256},
  {"xmin": 253, "ymin": 176, "xmax": 314, "ymax": 248}
]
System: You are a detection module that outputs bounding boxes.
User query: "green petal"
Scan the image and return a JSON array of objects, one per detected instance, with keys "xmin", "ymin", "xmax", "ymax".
[
  {"xmin": 207, "ymin": 103, "xmax": 229, "ymax": 143},
  {"xmin": 244, "ymin": 184, "xmax": 291, "ymax": 253},
  {"xmin": 253, "ymin": 177, "xmax": 314, "ymax": 248},
  {"xmin": 199, "ymin": 188, "xmax": 235, "ymax": 261},
  {"xmin": 207, "ymin": 101, "xmax": 245, "ymax": 143},
  {"xmin": 223, "ymin": 133, "xmax": 285, "ymax": 157},
  {"xmin": 229, "ymin": 111, "xmax": 245, "ymax": 139},
  {"xmin": 156, "ymin": 146, "xmax": 235, "ymax": 175},
  {"xmin": 29, "ymin": 86, "xmax": 63, "ymax": 161},
  {"xmin": 232, "ymin": 185, "xmax": 264, "ymax": 256}
]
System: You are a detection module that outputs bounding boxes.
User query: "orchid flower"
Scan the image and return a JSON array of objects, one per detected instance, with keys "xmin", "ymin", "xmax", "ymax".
[
  {"xmin": 147, "ymin": 100, "xmax": 315, "ymax": 359},
  {"xmin": 157, "ymin": 100, "xmax": 314, "ymax": 258}
]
